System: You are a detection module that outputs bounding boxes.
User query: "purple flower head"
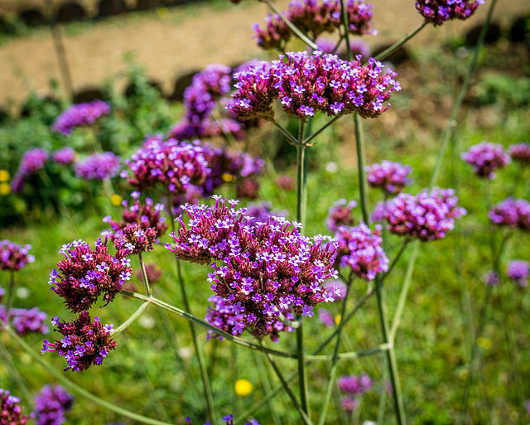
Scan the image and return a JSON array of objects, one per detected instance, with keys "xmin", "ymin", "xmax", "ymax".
[
  {"xmin": 75, "ymin": 152, "xmax": 121, "ymax": 180},
  {"xmin": 49, "ymin": 238, "xmax": 132, "ymax": 312},
  {"xmin": 0, "ymin": 388, "xmax": 31, "ymax": 424},
  {"xmin": 227, "ymin": 51, "xmax": 400, "ymax": 121},
  {"xmin": 168, "ymin": 197, "xmax": 338, "ymax": 341},
  {"xmin": 461, "ymin": 142, "xmax": 510, "ymax": 179},
  {"xmin": 327, "ymin": 199, "xmax": 357, "ymax": 232},
  {"xmin": 34, "ymin": 385, "xmax": 74, "ymax": 425},
  {"xmin": 366, "ymin": 161, "xmax": 412, "ymax": 194},
  {"xmin": 384, "ymin": 188, "xmax": 466, "ymax": 241},
  {"xmin": 245, "ymin": 202, "xmax": 287, "ymax": 225},
  {"xmin": 489, "ymin": 198, "xmax": 530, "ymax": 231},
  {"xmin": 205, "ymin": 295, "xmax": 248, "ymax": 339},
  {"xmin": 509, "ymin": 142, "xmax": 530, "ymax": 165},
  {"xmin": 338, "ymin": 374, "xmax": 373, "ymax": 395},
  {"xmin": 482, "ymin": 270, "xmax": 499, "ymax": 286},
  {"xmin": 324, "ymin": 279, "xmax": 348, "ymax": 301},
  {"xmin": 335, "ymin": 224, "xmax": 388, "ymax": 281},
  {"xmin": 52, "ymin": 148, "xmax": 76, "ymax": 165},
  {"xmin": 136, "ymin": 263, "xmax": 162, "ymax": 285},
  {"xmin": 340, "ymin": 396, "xmax": 359, "ymax": 414},
  {"xmin": 415, "ymin": 0, "xmax": 484, "ymax": 26},
  {"xmin": 0, "ymin": 285, "xmax": 4, "ymax": 303},
  {"xmin": 508, "ymin": 260, "xmax": 528, "ymax": 288},
  {"xmin": 338, "ymin": 39, "xmax": 371, "ymax": 59},
  {"xmin": 11, "ymin": 148, "xmax": 49, "ymax": 193},
  {"xmin": 253, "ymin": 13, "xmax": 291, "ymax": 50},
  {"xmin": 370, "ymin": 200, "xmax": 390, "ymax": 223},
  {"xmin": 42, "ymin": 311, "xmax": 117, "ymax": 371},
  {"xmin": 8, "ymin": 307, "xmax": 48, "ymax": 335},
  {"xmin": 52, "ymin": 100, "xmax": 110, "ymax": 135},
  {"xmin": 0, "ymin": 240, "xmax": 34, "ymax": 272},
  {"xmin": 318, "ymin": 307, "xmax": 334, "ymax": 327},
  {"xmin": 314, "ymin": 37, "xmax": 336, "ymax": 53}
]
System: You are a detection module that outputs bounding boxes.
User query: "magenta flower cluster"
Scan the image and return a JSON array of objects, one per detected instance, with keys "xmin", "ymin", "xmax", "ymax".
[
  {"xmin": 366, "ymin": 160, "xmax": 412, "ymax": 194},
  {"xmin": 42, "ymin": 312, "xmax": 116, "ymax": 372},
  {"xmin": 205, "ymin": 295, "xmax": 247, "ymax": 339},
  {"xmin": 334, "ymin": 224, "xmax": 388, "ymax": 281},
  {"xmin": 338, "ymin": 374, "xmax": 372, "ymax": 413},
  {"xmin": 415, "ymin": 0, "xmax": 484, "ymax": 26},
  {"xmin": 11, "ymin": 148, "xmax": 49, "ymax": 193},
  {"xmin": 461, "ymin": 142, "xmax": 510, "ymax": 179},
  {"xmin": 509, "ymin": 142, "xmax": 530, "ymax": 165},
  {"xmin": 508, "ymin": 260, "xmax": 528, "ymax": 288},
  {"xmin": 0, "ymin": 240, "xmax": 34, "ymax": 271},
  {"xmin": 326, "ymin": 199, "xmax": 357, "ymax": 232},
  {"xmin": 34, "ymin": 385, "xmax": 74, "ymax": 425},
  {"xmin": 383, "ymin": 188, "xmax": 466, "ymax": 241},
  {"xmin": 74, "ymin": 152, "xmax": 121, "ymax": 180},
  {"xmin": 168, "ymin": 197, "xmax": 338, "ymax": 341},
  {"xmin": 227, "ymin": 51, "xmax": 401, "ymax": 120},
  {"xmin": 0, "ymin": 389, "xmax": 31, "ymax": 425},
  {"xmin": 52, "ymin": 100, "xmax": 110, "ymax": 135},
  {"xmin": 488, "ymin": 198, "xmax": 530, "ymax": 231},
  {"xmin": 52, "ymin": 147, "xmax": 76, "ymax": 165},
  {"xmin": 2, "ymin": 307, "xmax": 48, "ymax": 335}
]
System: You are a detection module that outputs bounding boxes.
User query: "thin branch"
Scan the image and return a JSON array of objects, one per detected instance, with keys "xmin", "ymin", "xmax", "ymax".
[
  {"xmin": 375, "ymin": 22, "xmax": 428, "ymax": 62},
  {"xmin": 113, "ymin": 301, "xmax": 150, "ymax": 335}
]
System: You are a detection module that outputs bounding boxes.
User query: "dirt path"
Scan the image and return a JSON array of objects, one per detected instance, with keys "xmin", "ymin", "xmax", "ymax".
[{"xmin": 0, "ymin": 0, "xmax": 526, "ymax": 109}]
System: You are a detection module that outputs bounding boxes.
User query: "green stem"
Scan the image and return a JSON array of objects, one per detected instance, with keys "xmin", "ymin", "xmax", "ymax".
[
  {"xmin": 6, "ymin": 271, "xmax": 15, "ymax": 324},
  {"xmin": 303, "ymin": 115, "xmax": 341, "ymax": 145},
  {"xmin": 113, "ymin": 301, "xmax": 150, "ymax": 335},
  {"xmin": 0, "ymin": 344, "xmax": 33, "ymax": 406},
  {"xmin": 271, "ymin": 118, "xmax": 299, "ymax": 146},
  {"xmin": 138, "ymin": 252, "xmax": 151, "ymax": 296},
  {"xmin": 375, "ymin": 22, "xmax": 428, "ymax": 61},
  {"xmin": 354, "ymin": 113, "xmax": 369, "ymax": 223}
]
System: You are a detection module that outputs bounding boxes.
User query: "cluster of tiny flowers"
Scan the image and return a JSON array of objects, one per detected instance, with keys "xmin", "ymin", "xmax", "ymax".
[
  {"xmin": 0, "ymin": 307, "xmax": 48, "ymax": 335},
  {"xmin": 185, "ymin": 414, "xmax": 259, "ymax": 425},
  {"xmin": 383, "ymin": 189, "xmax": 466, "ymax": 241},
  {"xmin": 366, "ymin": 161, "xmax": 412, "ymax": 194},
  {"xmin": 42, "ymin": 312, "xmax": 116, "ymax": 371},
  {"xmin": 488, "ymin": 198, "xmax": 530, "ymax": 231},
  {"xmin": 461, "ymin": 142, "xmax": 510, "ymax": 179},
  {"xmin": 327, "ymin": 199, "xmax": 357, "ymax": 231},
  {"xmin": 0, "ymin": 389, "xmax": 31, "ymax": 425},
  {"xmin": 168, "ymin": 197, "xmax": 338, "ymax": 340},
  {"xmin": 415, "ymin": 0, "xmax": 484, "ymax": 26},
  {"xmin": 48, "ymin": 238, "xmax": 132, "ymax": 312},
  {"xmin": 0, "ymin": 240, "xmax": 34, "ymax": 271},
  {"xmin": 74, "ymin": 152, "xmax": 121, "ymax": 180},
  {"xmin": 338, "ymin": 374, "xmax": 372, "ymax": 414},
  {"xmin": 508, "ymin": 260, "xmax": 528, "ymax": 288},
  {"xmin": 509, "ymin": 142, "xmax": 530, "ymax": 164},
  {"xmin": 482, "ymin": 270, "xmax": 499, "ymax": 286},
  {"xmin": 124, "ymin": 137, "xmax": 210, "ymax": 196},
  {"xmin": 205, "ymin": 295, "xmax": 248, "ymax": 338},
  {"xmin": 11, "ymin": 148, "xmax": 49, "ymax": 193},
  {"xmin": 104, "ymin": 196, "xmax": 167, "ymax": 256},
  {"xmin": 253, "ymin": 0, "xmax": 375, "ymax": 51},
  {"xmin": 52, "ymin": 100, "xmax": 110, "ymax": 135},
  {"xmin": 52, "ymin": 148, "xmax": 76, "ymax": 165},
  {"xmin": 227, "ymin": 51, "xmax": 400, "ymax": 120},
  {"xmin": 34, "ymin": 385, "xmax": 74, "ymax": 425},
  {"xmin": 245, "ymin": 202, "xmax": 287, "ymax": 224},
  {"xmin": 334, "ymin": 224, "xmax": 388, "ymax": 281},
  {"xmin": 324, "ymin": 279, "xmax": 347, "ymax": 300}
]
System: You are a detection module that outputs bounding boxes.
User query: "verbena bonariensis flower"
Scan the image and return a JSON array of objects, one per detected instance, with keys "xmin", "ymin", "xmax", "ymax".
[
  {"xmin": 136, "ymin": 263, "xmax": 162, "ymax": 284},
  {"xmin": 9, "ymin": 307, "xmax": 48, "ymax": 335},
  {"xmin": 461, "ymin": 142, "xmax": 510, "ymax": 179},
  {"xmin": 42, "ymin": 312, "xmax": 116, "ymax": 371},
  {"xmin": 52, "ymin": 148, "xmax": 76, "ymax": 165},
  {"xmin": 74, "ymin": 152, "xmax": 121, "ymax": 180},
  {"xmin": 52, "ymin": 100, "xmax": 110, "ymax": 135},
  {"xmin": 366, "ymin": 161, "xmax": 412, "ymax": 194},
  {"xmin": 245, "ymin": 202, "xmax": 287, "ymax": 225},
  {"xmin": 253, "ymin": 13, "xmax": 290, "ymax": 51},
  {"xmin": 0, "ymin": 240, "xmax": 34, "ymax": 271},
  {"xmin": 488, "ymin": 198, "xmax": 530, "ymax": 231},
  {"xmin": 383, "ymin": 189, "xmax": 466, "ymax": 241},
  {"xmin": 0, "ymin": 389, "xmax": 31, "ymax": 424},
  {"xmin": 508, "ymin": 260, "xmax": 528, "ymax": 288},
  {"xmin": 205, "ymin": 295, "xmax": 247, "ymax": 339},
  {"xmin": 327, "ymin": 199, "xmax": 357, "ymax": 232},
  {"xmin": 482, "ymin": 270, "xmax": 499, "ymax": 286},
  {"xmin": 334, "ymin": 224, "xmax": 388, "ymax": 281},
  {"xmin": 227, "ymin": 51, "xmax": 401, "ymax": 120},
  {"xmin": 124, "ymin": 138, "xmax": 210, "ymax": 196},
  {"xmin": 415, "ymin": 0, "xmax": 484, "ymax": 26},
  {"xmin": 338, "ymin": 374, "xmax": 373, "ymax": 395},
  {"xmin": 324, "ymin": 279, "xmax": 347, "ymax": 300},
  {"xmin": 167, "ymin": 197, "xmax": 338, "ymax": 341},
  {"xmin": 34, "ymin": 385, "xmax": 74, "ymax": 425},
  {"xmin": 11, "ymin": 148, "xmax": 49, "ymax": 193},
  {"xmin": 318, "ymin": 307, "xmax": 334, "ymax": 327},
  {"xmin": 509, "ymin": 142, "xmax": 530, "ymax": 165},
  {"xmin": 48, "ymin": 238, "xmax": 132, "ymax": 312},
  {"xmin": 340, "ymin": 396, "xmax": 359, "ymax": 414}
]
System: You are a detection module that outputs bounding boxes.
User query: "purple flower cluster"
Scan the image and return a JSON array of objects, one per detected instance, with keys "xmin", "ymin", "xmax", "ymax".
[
  {"xmin": 0, "ymin": 389, "xmax": 31, "ymax": 425},
  {"xmin": 383, "ymin": 189, "xmax": 466, "ymax": 241},
  {"xmin": 52, "ymin": 100, "xmax": 110, "ymax": 135},
  {"xmin": 366, "ymin": 161, "xmax": 412, "ymax": 194},
  {"xmin": 136, "ymin": 263, "xmax": 162, "ymax": 285},
  {"xmin": 508, "ymin": 260, "xmax": 528, "ymax": 288},
  {"xmin": 34, "ymin": 385, "xmax": 74, "ymax": 425},
  {"xmin": 245, "ymin": 202, "xmax": 287, "ymax": 224},
  {"xmin": 334, "ymin": 224, "xmax": 388, "ymax": 281},
  {"xmin": 338, "ymin": 374, "xmax": 372, "ymax": 413},
  {"xmin": 11, "ymin": 148, "xmax": 49, "ymax": 193},
  {"xmin": 0, "ymin": 240, "xmax": 34, "ymax": 271},
  {"xmin": 227, "ymin": 51, "xmax": 401, "ymax": 120},
  {"xmin": 326, "ymin": 199, "xmax": 356, "ymax": 232},
  {"xmin": 461, "ymin": 142, "xmax": 510, "ymax": 179},
  {"xmin": 205, "ymin": 295, "xmax": 247, "ymax": 338},
  {"xmin": 48, "ymin": 238, "xmax": 132, "ymax": 312},
  {"xmin": 509, "ymin": 143, "xmax": 530, "ymax": 165},
  {"xmin": 42, "ymin": 312, "xmax": 116, "ymax": 371},
  {"xmin": 415, "ymin": 0, "xmax": 484, "ymax": 26},
  {"xmin": 52, "ymin": 148, "xmax": 76, "ymax": 165},
  {"xmin": 253, "ymin": 0, "xmax": 375, "ymax": 51},
  {"xmin": 482, "ymin": 270, "xmax": 499, "ymax": 286},
  {"xmin": 338, "ymin": 39, "xmax": 371, "ymax": 59},
  {"xmin": 318, "ymin": 307, "xmax": 334, "ymax": 327},
  {"xmin": 8, "ymin": 307, "xmax": 48, "ymax": 335},
  {"xmin": 168, "ymin": 197, "xmax": 338, "ymax": 340},
  {"xmin": 74, "ymin": 152, "xmax": 121, "ymax": 180},
  {"xmin": 489, "ymin": 198, "xmax": 530, "ymax": 231},
  {"xmin": 324, "ymin": 279, "xmax": 347, "ymax": 300}
]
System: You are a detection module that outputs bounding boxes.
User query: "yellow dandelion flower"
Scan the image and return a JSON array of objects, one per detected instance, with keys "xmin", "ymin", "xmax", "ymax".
[
  {"xmin": 235, "ymin": 379, "xmax": 253, "ymax": 396},
  {"xmin": 111, "ymin": 194, "xmax": 123, "ymax": 206},
  {"xmin": 477, "ymin": 337, "xmax": 492, "ymax": 350},
  {"xmin": 222, "ymin": 173, "xmax": 234, "ymax": 183},
  {"xmin": 0, "ymin": 170, "xmax": 9, "ymax": 182},
  {"xmin": 0, "ymin": 183, "xmax": 11, "ymax": 196},
  {"xmin": 335, "ymin": 314, "xmax": 342, "ymax": 326}
]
